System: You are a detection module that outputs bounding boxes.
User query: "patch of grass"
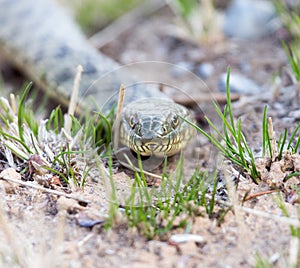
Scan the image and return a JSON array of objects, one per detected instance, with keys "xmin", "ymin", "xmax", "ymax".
[
  {"xmin": 275, "ymin": 1, "xmax": 300, "ymax": 83},
  {"xmin": 174, "ymin": 0, "xmax": 198, "ymax": 19},
  {"xmin": 122, "ymin": 156, "xmax": 218, "ymax": 239},
  {"xmin": 262, "ymin": 104, "xmax": 300, "ymax": 165},
  {"xmin": 181, "ymin": 67, "xmax": 260, "ymax": 183},
  {"xmin": 254, "ymin": 254, "xmax": 274, "ymax": 268},
  {"xmin": 179, "ymin": 66, "xmax": 300, "ymax": 185},
  {"xmin": 0, "ymin": 81, "xmax": 114, "ymax": 187},
  {"xmin": 275, "ymin": 194, "xmax": 300, "ymax": 267},
  {"xmin": 282, "ymin": 42, "xmax": 300, "ymax": 82},
  {"xmin": 47, "ymin": 107, "xmax": 114, "ymax": 186},
  {"xmin": 273, "ymin": 0, "xmax": 300, "ymax": 42},
  {"xmin": 276, "ymin": 193, "xmax": 300, "ymax": 237},
  {"xmin": 168, "ymin": 0, "xmax": 223, "ymax": 43}
]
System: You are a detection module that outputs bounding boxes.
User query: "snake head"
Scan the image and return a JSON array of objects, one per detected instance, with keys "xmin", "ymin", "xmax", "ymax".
[{"xmin": 118, "ymin": 99, "xmax": 195, "ymax": 157}]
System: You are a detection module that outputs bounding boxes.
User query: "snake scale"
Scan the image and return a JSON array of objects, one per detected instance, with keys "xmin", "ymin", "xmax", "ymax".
[{"xmin": 0, "ymin": 0, "xmax": 195, "ymax": 157}]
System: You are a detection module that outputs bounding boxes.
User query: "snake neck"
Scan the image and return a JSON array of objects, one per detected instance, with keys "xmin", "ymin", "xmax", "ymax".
[{"xmin": 0, "ymin": 0, "xmax": 168, "ymax": 111}]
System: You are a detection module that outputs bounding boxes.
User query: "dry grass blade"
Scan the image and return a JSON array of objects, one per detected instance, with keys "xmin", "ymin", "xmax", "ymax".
[
  {"xmin": 65, "ymin": 64, "xmax": 83, "ymax": 135},
  {"xmin": 9, "ymin": 93, "xmax": 17, "ymax": 114},
  {"xmin": 289, "ymin": 237, "xmax": 299, "ymax": 268},
  {"xmin": 121, "ymin": 152, "xmax": 162, "ymax": 179},
  {"xmin": 268, "ymin": 117, "xmax": 277, "ymax": 157},
  {"xmin": 243, "ymin": 190, "xmax": 277, "ymax": 202},
  {"xmin": 113, "ymin": 84, "xmax": 125, "ymax": 153},
  {"xmin": 116, "ymin": 84, "xmax": 125, "ymax": 117}
]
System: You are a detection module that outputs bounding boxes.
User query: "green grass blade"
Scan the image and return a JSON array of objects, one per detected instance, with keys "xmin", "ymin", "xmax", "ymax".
[
  {"xmin": 287, "ymin": 122, "xmax": 300, "ymax": 150},
  {"xmin": 96, "ymin": 111, "xmax": 112, "ymax": 146},
  {"xmin": 211, "ymin": 101, "xmax": 237, "ymax": 141},
  {"xmin": 40, "ymin": 165, "xmax": 70, "ymax": 184},
  {"xmin": 262, "ymin": 107, "xmax": 273, "ymax": 158},
  {"xmin": 237, "ymin": 119, "xmax": 247, "ymax": 168},
  {"xmin": 282, "ymin": 41, "xmax": 300, "ymax": 81},
  {"xmin": 0, "ymin": 130, "xmax": 32, "ymax": 155},
  {"xmin": 17, "ymin": 82, "xmax": 32, "ymax": 143},
  {"xmin": 293, "ymin": 134, "xmax": 300, "ymax": 154},
  {"xmin": 262, "ymin": 106, "xmax": 268, "ymax": 157},
  {"xmin": 47, "ymin": 106, "xmax": 64, "ymax": 133},
  {"xmin": 225, "ymin": 66, "xmax": 236, "ymax": 135},
  {"xmin": 278, "ymin": 128, "xmax": 288, "ymax": 160}
]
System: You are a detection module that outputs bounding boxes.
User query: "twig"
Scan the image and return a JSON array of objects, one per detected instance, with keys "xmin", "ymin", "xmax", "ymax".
[
  {"xmin": 243, "ymin": 190, "xmax": 277, "ymax": 202},
  {"xmin": 77, "ymin": 233, "xmax": 95, "ymax": 248},
  {"xmin": 0, "ymin": 176, "xmax": 90, "ymax": 204},
  {"xmin": 89, "ymin": 0, "xmax": 166, "ymax": 48}
]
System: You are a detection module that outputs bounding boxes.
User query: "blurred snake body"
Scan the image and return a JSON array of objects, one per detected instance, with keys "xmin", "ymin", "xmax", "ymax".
[{"xmin": 0, "ymin": 0, "xmax": 195, "ymax": 157}]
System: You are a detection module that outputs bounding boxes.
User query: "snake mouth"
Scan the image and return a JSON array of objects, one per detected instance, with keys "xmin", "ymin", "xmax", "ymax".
[
  {"xmin": 145, "ymin": 143, "xmax": 159, "ymax": 152},
  {"xmin": 133, "ymin": 140, "xmax": 181, "ymax": 157}
]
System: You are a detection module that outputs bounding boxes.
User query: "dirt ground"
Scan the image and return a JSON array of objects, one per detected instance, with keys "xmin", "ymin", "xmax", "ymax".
[{"xmin": 1, "ymin": 4, "xmax": 300, "ymax": 268}]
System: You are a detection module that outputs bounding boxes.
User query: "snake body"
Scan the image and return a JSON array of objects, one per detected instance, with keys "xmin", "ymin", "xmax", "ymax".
[{"xmin": 0, "ymin": 0, "xmax": 195, "ymax": 156}]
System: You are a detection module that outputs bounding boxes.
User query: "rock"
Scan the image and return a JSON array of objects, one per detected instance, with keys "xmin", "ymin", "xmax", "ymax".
[
  {"xmin": 0, "ymin": 167, "xmax": 22, "ymax": 181},
  {"xmin": 218, "ymin": 73, "xmax": 261, "ymax": 95},
  {"xmin": 0, "ymin": 168, "xmax": 22, "ymax": 194},
  {"xmin": 195, "ymin": 62, "xmax": 214, "ymax": 79},
  {"xmin": 288, "ymin": 110, "xmax": 300, "ymax": 120},
  {"xmin": 223, "ymin": 0, "xmax": 280, "ymax": 39},
  {"xmin": 56, "ymin": 196, "xmax": 85, "ymax": 213},
  {"xmin": 76, "ymin": 211, "xmax": 104, "ymax": 227}
]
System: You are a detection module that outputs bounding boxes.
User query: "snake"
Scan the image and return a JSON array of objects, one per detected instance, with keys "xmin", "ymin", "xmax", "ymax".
[{"xmin": 0, "ymin": 0, "xmax": 195, "ymax": 157}]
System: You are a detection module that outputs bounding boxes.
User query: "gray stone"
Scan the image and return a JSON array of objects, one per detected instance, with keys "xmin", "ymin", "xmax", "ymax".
[
  {"xmin": 171, "ymin": 61, "xmax": 194, "ymax": 78},
  {"xmin": 195, "ymin": 62, "xmax": 214, "ymax": 79},
  {"xmin": 223, "ymin": 0, "xmax": 280, "ymax": 39},
  {"xmin": 219, "ymin": 72, "xmax": 261, "ymax": 95}
]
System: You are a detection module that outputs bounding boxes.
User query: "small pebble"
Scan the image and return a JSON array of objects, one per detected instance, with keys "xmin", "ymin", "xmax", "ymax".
[
  {"xmin": 288, "ymin": 110, "xmax": 300, "ymax": 120},
  {"xmin": 171, "ymin": 61, "xmax": 194, "ymax": 78},
  {"xmin": 105, "ymin": 249, "xmax": 115, "ymax": 255},
  {"xmin": 239, "ymin": 62, "xmax": 251, "ymax": 73},
  {"xmin": 195, "ymin": 62, "xmax": 214, "ymax": 79},
  {"xmin": 218, "ymin": 73, "xmax": 261, "ymax": 95},
  {"xmin": 169, "ymin": 234, "xmax": 205, "ymax": 244}
]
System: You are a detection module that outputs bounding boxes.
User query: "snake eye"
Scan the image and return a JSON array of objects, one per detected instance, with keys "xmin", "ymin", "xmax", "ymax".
[
  {"xmin": 161, "ymin": 124, "xmax": 168, "ymax": 135},
  {"xmin": 170, "ymin": 114, "xmax": 179, "ymax": 129},
  {"xmin": 129, "ymin": 114, "xmax": 138, "ymax": 129}
]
